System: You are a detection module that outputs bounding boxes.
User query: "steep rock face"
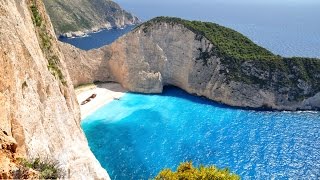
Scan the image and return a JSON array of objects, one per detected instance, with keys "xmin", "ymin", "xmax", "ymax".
[
  {"xmin": 62, "ymin": 19, "xmax": 320, "ymax": 111},
  {"xmin": 43, "ymin": 0, "xmax": 140, "ymax": 36},
  {"xmin": 0, "ymin": 130, "xmax": 18, "ymax": 179},
  {"xmin": 59, "ymin": 42, "xmax": 115, "ymax": 86},
  {"xmin": 0, "ymin": 0, "xmax": 109, "ymax": 179}
]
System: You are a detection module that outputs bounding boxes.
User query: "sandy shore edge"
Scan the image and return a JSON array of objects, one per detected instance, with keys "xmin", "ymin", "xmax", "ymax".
[{"xmin": 76, "ymin": 83, "xmax": 126, "ymax": 119}]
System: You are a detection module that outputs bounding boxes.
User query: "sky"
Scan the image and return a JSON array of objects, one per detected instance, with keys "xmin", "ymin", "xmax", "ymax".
[
  {"xmin": 115, "ymin": 0, "xmax": 320, "ymax": 5},
  {"xmin": 115, "ymin": 0, "xmax": 320, "ymax": 21},
  {"xmin": 199, "ymin": 0, "xmax": 318, "ymax": 3},
  {"xmin": 114, "ymin": 0, "xmax": 320, "ymax": 58}
]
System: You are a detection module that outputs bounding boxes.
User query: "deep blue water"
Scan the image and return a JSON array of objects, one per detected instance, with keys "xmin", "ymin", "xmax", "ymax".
[
  {"xmin": 61, "ymin": 1, "xmax": 320, "ymax": 58},
  {"xmin": 59, "ymin": 26, "xmax": 135, "ymax": 50},
  {"xmin": 82, "ymin": 87, "xmax": 320, "ymax": 180},
  {"xmin": 115, "ymin": 0, "xmax": 320, "ymax": 58},
  {"xmin": 72, "ymin": 1, "xmax": 320, "ymax": 179}
]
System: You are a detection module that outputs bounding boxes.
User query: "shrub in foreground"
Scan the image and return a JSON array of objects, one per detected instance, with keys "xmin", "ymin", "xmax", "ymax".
[
  {"xmin": 155, "ymin": 162, "xmax": 240, "ymax": 180},
  {"xmin": 15, "ymin": 158, "xmax": 61, "ymax": 179}
]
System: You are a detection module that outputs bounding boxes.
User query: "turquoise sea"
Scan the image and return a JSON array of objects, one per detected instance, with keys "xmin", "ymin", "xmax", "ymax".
[
  {"xmin": 82, "ymin": 87, "xmax": 320, "ymax": 179},
  {"xmin": 66, "ymin": 1, "xmax": 320, "ymax": 179}
]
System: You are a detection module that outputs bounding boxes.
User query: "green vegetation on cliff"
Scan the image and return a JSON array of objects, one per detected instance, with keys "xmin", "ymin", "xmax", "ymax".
[
  {"xmin": 138, "ymin": 17, "xmax": 320, "ymax": 101},
  {"xmin": 139, "ymin": 17, "xmax": 279, "ymax": 62},
  {"xmin": 43, "ymin": 0, "xmax": 139, "ymax": 35},
  {"xmin": 16, "ymin": 158, "xmax": 61, "ymax": 179},
  {"xmin": 29, "ymin": 0, "xmax": 66, "ymax": 85},
  {"xmin": 155, "ymin": 162, "xmax": 240, "ymax": 180}
]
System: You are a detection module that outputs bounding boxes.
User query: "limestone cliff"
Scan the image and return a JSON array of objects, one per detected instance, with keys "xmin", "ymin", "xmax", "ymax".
[
  {"xmin": 43, "ymin": 0, "xmax": 140, "ymax": 37},
  {"xmin": 0, "ymin": 0, "xmax": 109, "ymax": 179},
  {"xmin": 62, "ymin": 17, "xmax": 320, "ymax": 111},
  {"xmin": 60, "ymin": 42, "xmax": 115, "ymax": 86}
]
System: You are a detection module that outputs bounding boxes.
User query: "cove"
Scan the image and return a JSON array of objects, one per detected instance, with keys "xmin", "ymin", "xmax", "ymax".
[
  {"xmin": 59, "ymin": 25, "xmax": 135, "ymax": 50},
  {"xmin": 81, "ymin": 86, "xmax": 320, "ymax": 179}
]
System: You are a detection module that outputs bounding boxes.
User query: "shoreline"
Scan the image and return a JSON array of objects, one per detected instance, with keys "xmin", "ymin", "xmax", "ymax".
[
  {"xmin": 75, "ymin": 83, "xmax": 319, "ymax": 120},
  {"xmin": 59, "ymin": 24, "xmax": 139, "ymax": 39},
  {"xmin": 76, "ymin": 83, "xmax": 126, "ymax": 119}
]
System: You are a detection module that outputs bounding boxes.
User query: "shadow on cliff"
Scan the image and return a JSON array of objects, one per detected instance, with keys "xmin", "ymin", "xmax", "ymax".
[
  {"xmin": 93, "ymin": 46, "xmax": 116, "ymax": 83},
  {"xmin": 162, "ymin": 86, "xmax": 236, "ymax": 110},
  {"xmin": 129, "ymin": 85, "xmax": 280, "ymax": 112}
]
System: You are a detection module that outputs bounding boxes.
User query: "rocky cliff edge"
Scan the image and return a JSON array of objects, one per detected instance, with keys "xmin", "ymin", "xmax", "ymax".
[
  {"xmin": 43, "ymin": 0, "xmax": 140, "ymax": 37},
  {"xmin": 0, "ymin": 0, "xmax": 109, "ymax": 179},
  {"xmin": 62, "ymin": 17, "xmax": 320, "ymax": 111}
]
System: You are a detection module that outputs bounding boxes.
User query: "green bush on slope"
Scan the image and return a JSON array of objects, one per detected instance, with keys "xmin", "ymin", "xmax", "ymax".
[
  {"xmin": 138, "ymin": 16, "xmax": 279, "ymax": 62},
  {"xmin": 15, "ymin": 158, "xmax": 61, "ymax": 179},
  {"xmin": 29, "ymin": 0, "xmax": 67, "ymax": 85},
  {"xmin": 30, "ymin": 4, "xmax": 42, "ymax": 27},
  {"xmin": 155, "ymin": 162, "xmax": 240, "ymax": 180},
  {"xmin": 137, "ymin": 17, "xmax": 320, "ymax": 100}
]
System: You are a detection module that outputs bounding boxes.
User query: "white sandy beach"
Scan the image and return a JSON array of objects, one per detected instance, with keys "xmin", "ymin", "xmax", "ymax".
[{"xmin": 76, "ymin": 83, "xmax": 126, "ymax": 119}]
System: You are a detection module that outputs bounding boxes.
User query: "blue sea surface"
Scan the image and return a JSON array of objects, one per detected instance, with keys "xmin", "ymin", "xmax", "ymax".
[
  {"xmin": 115, "ymin": 0, "xmax": 320, "ymax": 58},
  {"xmin": 61, "ymin": 1, "xmax": 320, "ymax": 57},
  {"xmin": 82, "ymin": 87, "xmax": 320, "ymax": 180},
  {"xmin": 59, "ymin": 26, "xmax": 135, "ymax": 50},
  {"xmin": 71, "ymin": 1, "xmax": 320, "ymax": 179}
]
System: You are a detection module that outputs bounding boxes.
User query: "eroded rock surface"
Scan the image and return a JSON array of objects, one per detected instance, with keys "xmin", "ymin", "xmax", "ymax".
[
  {"xmin": 62, "ymin": 20, "xmax": 320, "ymax": 111},
  {"xmin": 0, "ymin": 0, "xmax": 109, "ymax": 179},
  {"xmin": 0, "ymin": 130, "xmax": 18, "ymax": 179}
]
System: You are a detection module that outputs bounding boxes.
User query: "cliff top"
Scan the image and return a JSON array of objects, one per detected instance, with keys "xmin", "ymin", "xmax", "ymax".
[
  {"xmin": 136, "ymin": 17, "xmax": 320, "ymax": 99},
  {"xmin": 138, "ymin": 17, "xmax": 280, "ymax": 61}
]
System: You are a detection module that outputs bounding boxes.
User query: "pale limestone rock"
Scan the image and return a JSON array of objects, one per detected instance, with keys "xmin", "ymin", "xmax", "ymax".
[
  {"xmin": 62, "ymin": 22, "xmax": 320, "ymax": 111},
  {"xmin": 63, "ymin": 32, "xmax": 72, "ymax": 38},
  {"xmin": 0, "ymin": 0, "xmax": 109, "ymax": 179},
  {"xmin": 60, "ymin": 42, "xmax": 115, "ymax": 87},
  {"xmin": 103, "ymin": 22, "xmax": 113, "ymax": 29},
  {"xmin": 72, "ymin": 31, "xmax": 86, "ymax": 37}
]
